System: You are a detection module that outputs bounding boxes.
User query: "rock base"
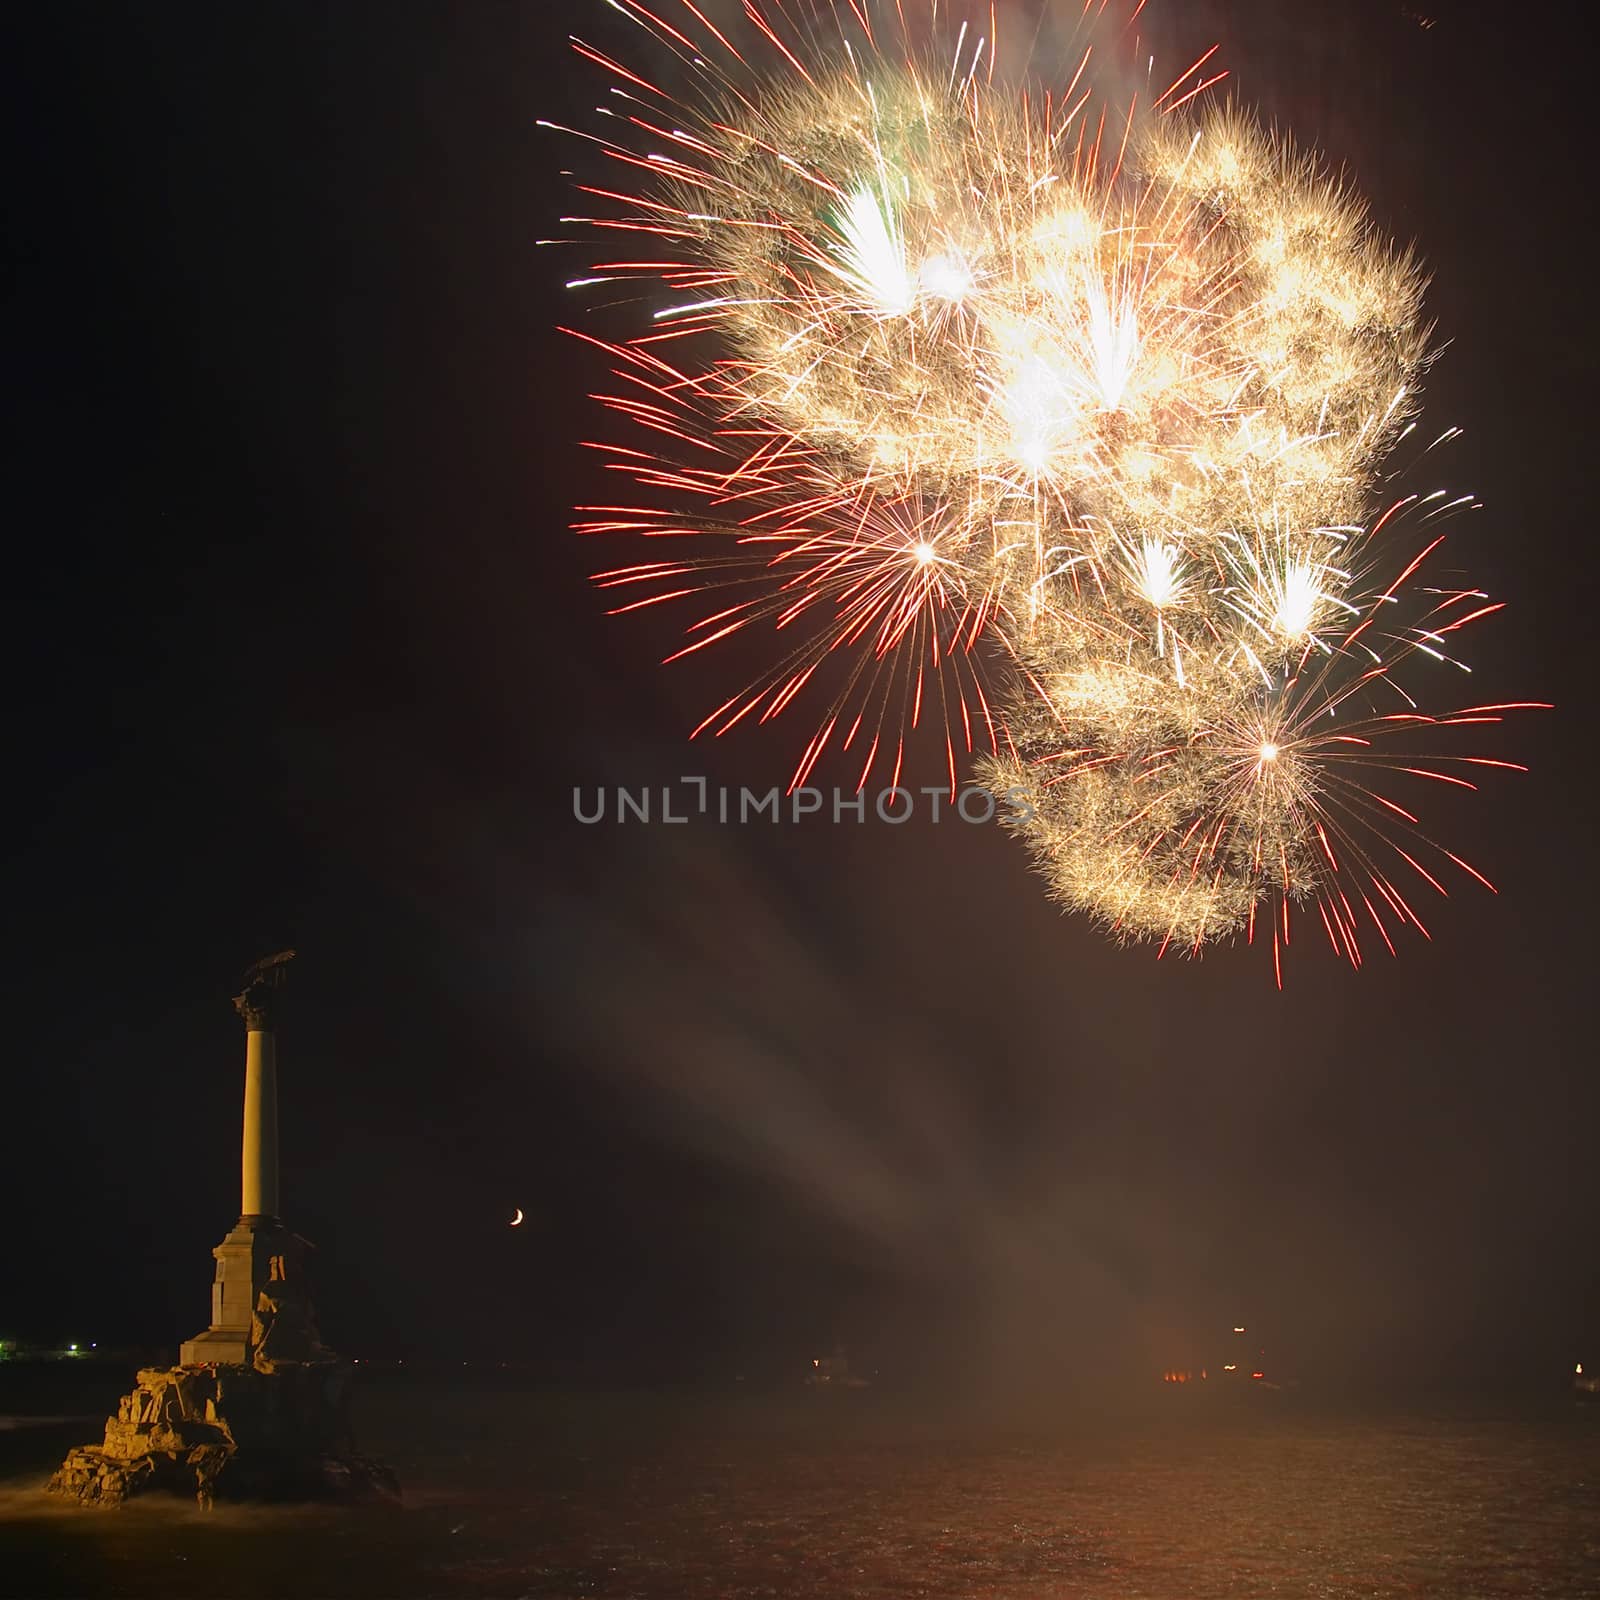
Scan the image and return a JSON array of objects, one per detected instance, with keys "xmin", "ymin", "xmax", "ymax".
[
  {"xmin": 48, "ymin": 1442, "xmax": 399, "ymax": 1508},
  {"xmin": 44, "ymin": 1361, "xmax": 399, "ymax": 1509}
]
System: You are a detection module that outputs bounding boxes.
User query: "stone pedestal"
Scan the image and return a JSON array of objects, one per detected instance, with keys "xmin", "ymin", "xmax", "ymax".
[
  {"xmin": 179, "ymin": 1218, "xmax": 325, "ymax": 1368},
  {"xmin": 179, "ymin": 1221, "xmax": 274, "ymax": 1366}
]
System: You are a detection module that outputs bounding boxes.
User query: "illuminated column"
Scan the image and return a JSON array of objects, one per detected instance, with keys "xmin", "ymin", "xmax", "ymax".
[
  {"xmin": 237, "ymin": 994, "xmax": 280, "ymax": 1221},
  {"xmin": 180, "ymin": 953, "xmax": 295, "ymax": 1366}
]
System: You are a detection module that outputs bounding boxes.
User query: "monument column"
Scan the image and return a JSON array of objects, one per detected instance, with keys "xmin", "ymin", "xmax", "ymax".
[
  {"xmin": 180, "ymin": 951, "xmax": 296, "ymax": 1367},
  {"xmin": 238, "ymin": 992, "xmax": 279, "ymax": 1221},
  {"xmin": 52, "ymin": 947, "xmax": 393, "ymax": 1506}
]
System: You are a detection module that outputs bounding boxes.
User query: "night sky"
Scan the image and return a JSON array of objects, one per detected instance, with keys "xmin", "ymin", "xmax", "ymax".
[{"xmin": 3, "ymin": 0, "xmax": 1594, "ymax": 1397}]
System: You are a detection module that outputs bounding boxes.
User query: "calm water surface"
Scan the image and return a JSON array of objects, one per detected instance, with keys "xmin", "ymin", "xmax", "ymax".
[{"xmin": 2, "ymin": 1383, "xmax": 1595, "ymax": 1598}]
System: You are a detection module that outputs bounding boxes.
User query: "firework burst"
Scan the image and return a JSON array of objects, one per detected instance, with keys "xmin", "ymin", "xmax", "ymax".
[{"xmin": 551, "ymin": 0, "xmax": 1540, "ymax": 972}]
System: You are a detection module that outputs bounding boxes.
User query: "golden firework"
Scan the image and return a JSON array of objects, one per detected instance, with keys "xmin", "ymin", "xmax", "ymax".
[{"xmin": 555, "ymin": 1, "xmax": 1537, "ymax": 972}]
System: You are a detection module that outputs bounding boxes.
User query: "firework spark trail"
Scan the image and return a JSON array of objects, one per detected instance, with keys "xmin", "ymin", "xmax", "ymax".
[{"xmin": 553, "ymin": 0, "xmax": 1541, "ymax": 970}]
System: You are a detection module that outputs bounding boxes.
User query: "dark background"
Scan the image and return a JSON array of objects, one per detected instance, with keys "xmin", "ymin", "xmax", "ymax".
[{"xmin": 2, "ymin": 0, "xmax": 1592, "ymax": 1397}]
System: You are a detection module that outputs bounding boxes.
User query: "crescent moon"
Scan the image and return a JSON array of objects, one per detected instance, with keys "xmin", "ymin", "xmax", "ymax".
[{"xmin": 510, "ymin": 1208, "xmax": 524, "ymax": 1227}]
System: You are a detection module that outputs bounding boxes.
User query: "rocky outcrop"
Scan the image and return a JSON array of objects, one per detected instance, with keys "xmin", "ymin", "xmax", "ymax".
[{"xmin": 45, "ymin": 1361, "xmax": 398, "ymax": 1508}]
